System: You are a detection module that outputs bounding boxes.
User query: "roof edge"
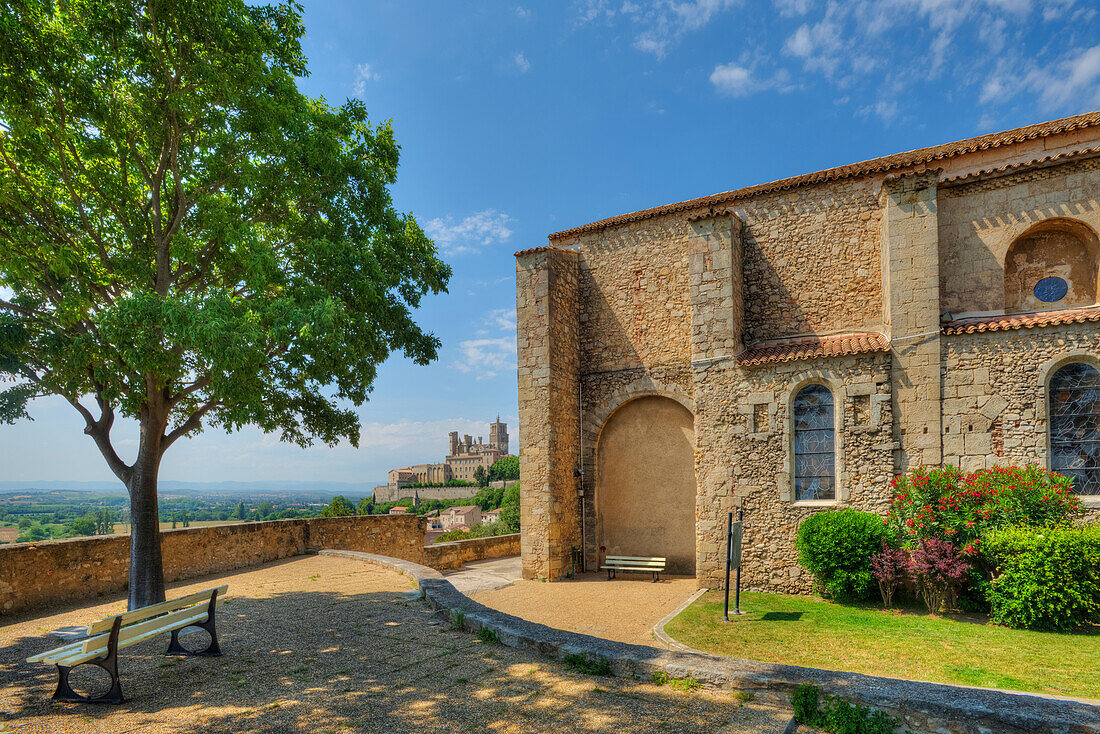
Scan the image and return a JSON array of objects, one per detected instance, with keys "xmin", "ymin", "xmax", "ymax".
[{"xmin": 549, "ymin": 110, "xmax": 1100, "ymax": 241}]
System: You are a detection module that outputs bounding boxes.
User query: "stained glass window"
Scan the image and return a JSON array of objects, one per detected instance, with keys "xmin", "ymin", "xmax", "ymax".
[
  {"xmin": 1050, "ymin": 362, "xmax": 1100, "ymax": 495},
  {"xmin": 794, "ymin": 384, "xmax": 835, "ymax": 501}
]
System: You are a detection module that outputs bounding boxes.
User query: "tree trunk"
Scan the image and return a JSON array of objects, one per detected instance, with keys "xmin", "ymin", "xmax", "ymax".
[{"xmin": 126, "ymin": 418, "xmax": 167, "ymax": 610}]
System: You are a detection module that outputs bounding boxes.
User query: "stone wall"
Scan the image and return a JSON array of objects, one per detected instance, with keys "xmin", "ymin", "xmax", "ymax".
[
  {"xmin": 0, "ymin": 515, "xmax": 427, "ymax": 617},
  {"xmin": 736, "ymin": 176, "xmax": 884, "ymax": 343},
  {"xmin": 938, "ymin": 154, "xmax": 1100, "ymax": 316},
  {"xmin": 424, "ymin": 533, "xmax": 521, "ymax": 571},
  {"xmin": 692, "ymin": 352, "xmax": 895, "ymax": 592}
]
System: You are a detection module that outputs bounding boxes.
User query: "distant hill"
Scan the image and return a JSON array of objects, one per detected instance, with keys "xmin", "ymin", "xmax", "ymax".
[{"xmin": 0, "ymin": 479, "xmax": 385, "ymax": 496}]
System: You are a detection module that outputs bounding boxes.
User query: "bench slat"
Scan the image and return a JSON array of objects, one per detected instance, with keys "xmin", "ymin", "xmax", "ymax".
[
  {"xmin": 49, "ymin": 608, "xmax": 210, "ymax": 666},
  {"xmin": 604, "ymin": 559, "xmax": 665, "ymax": 565},
  {"xmin": 86, "ymin": 585, "xmax": 227, "ymax": 635},
  {"xmin": 601, "ymin": 565, "xmax": 663, "ymax": 572},
  {"xmin": 605, "ymin": 556, "xmax": 665, "ymax": 561},
  {"xmin": 26, "ymin": 640, "xmax": 83, "ymax": 664}
]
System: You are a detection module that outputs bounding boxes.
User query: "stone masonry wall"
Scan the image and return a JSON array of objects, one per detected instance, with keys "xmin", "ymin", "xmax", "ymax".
[
  {"xmin": 0, "ymin": 515, "xmax": 427, "ymax": 617},
  {"xmin": 693, "ymin": 352, "xmax": 895, "ymax": 592},
  {"xmin": 424, "ymin": 533, "xmax": 521, "ymax": 571},
  {"xmin": 737, "ymin": 176, "xmax": 884, "ymax": 343},
  {"xmin": 943, "ymin": 325, "xmax": 1100, "ymax": 516},
  {"xmin": 516, "ymin": 248, "xmax": 581, "ymax": 580},
  {"xmin": 939, "ymin": 154, "xmax": 1100, "ymax": 316}
]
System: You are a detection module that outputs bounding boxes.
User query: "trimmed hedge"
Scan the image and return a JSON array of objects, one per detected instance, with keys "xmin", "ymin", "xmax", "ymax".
[
  {"xmin": 983, "ymin": 524, "xmax": 1100, "ymax": 631},
  {"xmin": 795, "ymin": 509, "xmax": 888, "ymax": 601}
]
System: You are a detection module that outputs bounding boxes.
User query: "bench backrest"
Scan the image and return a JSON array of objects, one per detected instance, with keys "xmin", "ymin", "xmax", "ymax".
[
  {"xmin": 87, "ymin": 585, "xmax": 227, "ymax": 636},
  {"xmin": 605, "ymin": 556, "xmax": 666, "ymax": 567}
]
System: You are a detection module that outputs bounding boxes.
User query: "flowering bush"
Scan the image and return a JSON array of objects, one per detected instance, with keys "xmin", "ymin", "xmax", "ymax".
[
  {"xmin": 887, "ymin": 464, "xmax": 1080, "ymax": 553},
  {"xmin": 909, "ymin": 538, "xmax": 971, "ymax": 613},
  {"xmin": 869, "ymin": 543, "xmax": 908, "ymax": 609}
]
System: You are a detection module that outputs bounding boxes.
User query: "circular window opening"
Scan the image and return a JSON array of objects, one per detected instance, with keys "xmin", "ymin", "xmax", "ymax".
[{"xmin": 1034, "ymin": 276, "xmax": 1069, "ymax": 303}]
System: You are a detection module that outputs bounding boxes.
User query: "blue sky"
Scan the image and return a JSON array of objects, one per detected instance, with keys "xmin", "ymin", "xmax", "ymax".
[{"xmin": 3, "ymin": 0, "xmax": 1100, "ymax": 487}]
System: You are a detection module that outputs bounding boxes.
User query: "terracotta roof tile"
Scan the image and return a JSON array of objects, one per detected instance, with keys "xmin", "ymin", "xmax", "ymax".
[
  {"xmin": 549, "ymin": 110, "xmax": 1100, "ymax": 240},
  {"xmin": 941, "ymin": 306, "xmax": 1100, "ymax": 335},
  {"xmin": 940, "ymin": 145, "xmax": 1100, "ymax": 184},
  {"xmin": 737, "ymin": 332, "xmax": 890, "ymax": 366},
  {"xmin": 513, "ymin": 245, "xmax": 574, "ymax": 257}
]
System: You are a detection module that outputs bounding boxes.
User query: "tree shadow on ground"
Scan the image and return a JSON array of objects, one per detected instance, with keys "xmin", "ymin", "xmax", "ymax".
[{"xmin": 2, "ymin": 582, "xmax": 789, "ymax": 734}]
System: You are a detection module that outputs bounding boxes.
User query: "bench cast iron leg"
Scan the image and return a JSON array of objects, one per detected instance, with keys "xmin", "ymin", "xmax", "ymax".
[
  {"xmin": 52, "ymin": 617, "xmax": 124, "ymax": 704},
  {"xmin": 166, "ymin": 589, "xmax": 223, "ymax": 657}
]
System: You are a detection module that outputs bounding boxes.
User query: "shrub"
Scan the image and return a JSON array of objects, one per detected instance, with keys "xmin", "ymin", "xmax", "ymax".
[
  {"xmin": 563, "ymin": 653, "xmax": 613, "ymax": 676},
  {"xmin": 795, "ymin": 509, "xmax": 888, "ymax": 600},
  {"xmin": 869, "ymin": 543, "xmax": 908, "ymax": 609},
  {"xmin": 908, "ymin": 538, "xmax": 970, "ymax": 613},
  {"xmin": 791, "ymin": 683, "xmax": 903, "ymax": 734},
  {"xmin": 888, "ymin": 465, "xmax": 1080, "ymax": 551},
  {"xmin": 983, "ymin": 524, "xmax": 1100, "ymax": 631}
]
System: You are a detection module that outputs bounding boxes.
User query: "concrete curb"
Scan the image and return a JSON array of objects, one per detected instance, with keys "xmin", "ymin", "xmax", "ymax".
[
  {"xmin": 651, "ymin": 588, "xmax": 708, "ymax": 653},
  {"xmin": 322, "ymin": 549, "xmax": 1100, "ymax": 734}
]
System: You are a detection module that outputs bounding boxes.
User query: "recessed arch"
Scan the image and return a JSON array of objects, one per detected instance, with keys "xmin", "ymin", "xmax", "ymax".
[
  {"xmin": 594, "ymin": 395, "xmax": 696, "ymax": 575},
  {"xmin": 1004, "ymin": 218, "xmax": 1100, "ymax": 314}
]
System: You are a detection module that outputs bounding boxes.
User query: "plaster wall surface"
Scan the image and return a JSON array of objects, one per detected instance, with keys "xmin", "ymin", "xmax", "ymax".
[{"xmin": 595, "ymin": 395, "xmax": 697, "ymax": 574}]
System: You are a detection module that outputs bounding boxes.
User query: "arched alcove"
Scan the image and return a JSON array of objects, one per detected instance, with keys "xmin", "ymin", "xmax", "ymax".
[
  {"xmin": 595, "ymin": 395, "xmax": 696, "ymax": 575},
  {"xmin": 1004, "ymin": 219, "xmax": 1100, "ymax": 314}
]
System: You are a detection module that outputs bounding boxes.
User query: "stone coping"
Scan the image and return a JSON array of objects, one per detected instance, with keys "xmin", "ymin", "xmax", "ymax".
[{"xmin": 320, "ymin": 550, "xmax": 1100, "ymax": 734}]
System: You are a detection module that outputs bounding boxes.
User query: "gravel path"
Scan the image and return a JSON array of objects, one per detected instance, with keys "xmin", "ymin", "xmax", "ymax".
[
  {"xmin": 1, "ymin": 555, "xmax": 791, "ymax": 733},
  {"xmin": 471, "ymin": 572, "xmax": 702, "ymax": 647}
]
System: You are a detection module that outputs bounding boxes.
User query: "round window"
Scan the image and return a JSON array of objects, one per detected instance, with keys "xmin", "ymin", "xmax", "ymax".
[{"xmin": 1034, "ymin": 276, "xmax": 1069, "ymax": 303}]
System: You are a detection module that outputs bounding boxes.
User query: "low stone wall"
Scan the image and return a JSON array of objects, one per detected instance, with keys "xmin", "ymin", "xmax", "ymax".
[
  {"xmin": 0, "ymin": 515, "xmax": 427, "ymax": 616},
  {"xmin": 423, "ymin": 533, "xmax": 520, "ymax": 571}
]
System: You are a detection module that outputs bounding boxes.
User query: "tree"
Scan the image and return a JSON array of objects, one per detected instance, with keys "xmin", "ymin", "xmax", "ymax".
[
  {"xmin": 0, "ymin": 1, "xmax": 449, "ymax": 608},
  {"xmin": 488, "ymin": 456, "xmax": 519, "ymax": 482},
  {"xmin": 473, "ymin": 465, "xmax": 488, "ymax": 488},
  {"xmin": 498, "ymin": 484, "xmax": 520, "ymax": 533},
  {"xmin": 356, "ymin": 497, "xmax": 374, "ymax": 516},
  {"xmin": 68, "ymin": 513, "xmax": 97, "ymax": 537},
  {"xmin": 235, "ymin": 502, "xmax": 248, "ymax": 521},
  {"xmin": 94, "ymin": 508, "xmax": 115, "ymax": 535},
  {"xmin": 321, "ymin": 495, "xmax": 356, "ymax": 518},
  {"xmin": 255, "ymin": 501, "xmax": 274, "ymax": 519}
]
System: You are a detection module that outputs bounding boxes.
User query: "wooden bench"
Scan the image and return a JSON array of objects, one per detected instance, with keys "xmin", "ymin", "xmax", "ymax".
[
  {"xmin": 601, "ymin": 556, "xmax": 666, "ymax": 582},
  {"xmin": 26, "ymin": 585, "xmax": 227, "ymax": 704}
]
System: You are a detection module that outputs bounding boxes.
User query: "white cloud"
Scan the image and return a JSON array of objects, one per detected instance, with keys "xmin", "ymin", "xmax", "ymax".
[
  {"xmin": 514, "ymin": 52, "xmax": 531, "ymax": 73},
  {"xmin": 773, "ymin": 0, "xmax": 812, "ymax": 15},
  {"xmin": 451, "ymin": 337, "xmax": 517, "ymax": 379},
  {"xmin": 1029, "ymin": 44, "xmax": 1100, "ymax": 109},
  {"xmin": 352, "ymin": 63, "xmax": 380, "ymax": 96},
  {"xmin": 580, "ymin": 0, "xmax": 739, "ymax": 58},
  {"xmin": 710, "ymin": 62, "xmax": 790, "ymax": 97},
  {"xmin": 515, "ymin": 5, "xmax": 532, "ymax": 18},
  {"xmin": 486, "ymin": 308, "xmax": 517, "ymax": 333},
  {"xmin": 709, "ymin": 64, "xmax": 754, "ymax": 96},
  {"xmin": 424, "ymin": 209, "xmax": 513, "ymax": 255}
]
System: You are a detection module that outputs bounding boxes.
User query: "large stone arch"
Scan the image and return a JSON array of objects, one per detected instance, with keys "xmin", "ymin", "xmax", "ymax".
[
  {"xmin": 594, "ymin": 395, "xmax": 697, "ymax": 575},
  {"xmin": 1003, "ymin": 218, "xmax": 1100, "ymax": 314}
]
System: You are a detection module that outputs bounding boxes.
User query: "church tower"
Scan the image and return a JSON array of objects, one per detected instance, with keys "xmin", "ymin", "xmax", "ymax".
[{"xmin": 489, "ymin": 416, "xmax": 509, "ymax": 454}]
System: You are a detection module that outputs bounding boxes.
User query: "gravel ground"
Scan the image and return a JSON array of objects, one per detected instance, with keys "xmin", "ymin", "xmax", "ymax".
[
  {"xmin": 1, "ymin": 555, "xmax": 791, "ymax": 733},
  {"xmin": 470, "ymin": 572, "xmax": 701, "ymax": 647}
]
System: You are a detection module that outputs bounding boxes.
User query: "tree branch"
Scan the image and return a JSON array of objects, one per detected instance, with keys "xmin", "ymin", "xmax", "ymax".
[{"xmin": 162, "ymin": 398, "xmax": 218, "ymax": 451}]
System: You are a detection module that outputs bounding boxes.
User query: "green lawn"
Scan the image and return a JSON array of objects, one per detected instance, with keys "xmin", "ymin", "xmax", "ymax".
[{"xmin": 665, "ymin": 591, "xmax": 1100, "ymax": 701}]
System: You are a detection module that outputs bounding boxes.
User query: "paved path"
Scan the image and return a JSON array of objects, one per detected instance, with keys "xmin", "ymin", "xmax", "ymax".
[
  {"xmin": 470, "ymin": 568, "xmax": 701, "ymax": 647},
  {"xmin": 442, "ymin": 556, "xmax": 522, "ymax": 595},
  {"xmin": 1, "ymin": 555, "xmax": 790, "ymax": 733}
]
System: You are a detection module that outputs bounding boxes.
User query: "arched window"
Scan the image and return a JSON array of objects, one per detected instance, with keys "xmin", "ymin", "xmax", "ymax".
[
  {"xmin": 793, "ymin": 384, "xmax": 835, "ymax": 501},
  {"xmin": 1050, "ymin": 362, "xmax": 1100, "ymax": 495}
]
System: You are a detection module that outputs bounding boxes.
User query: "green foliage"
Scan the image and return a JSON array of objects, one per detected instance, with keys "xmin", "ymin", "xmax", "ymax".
[
  {"xmin": 791, "ymin": 683, "xmax": 904, "ymax": 734},
  {"xmin": 983, "ymin": 524, "xmax": 1100, "ymax": 631},
  {"xmin": 477, "ymin": 626, "xmax": 499, "ymax": 644},
  {"xmin": 792, "ymin": 683, "xmax": 820, "ymax": 723},
  {"xmin": 562, "ymin": 653, "xmax": 613, "ymax": 676},
  {"xmin": 321, "ymin": 495, "xmax": 356, "ymax": 518},
  {"xmin": 356, "ymin": 497, "xmax": 374, "ymax": 516},
  {"xmin": 473, "ymin": 465, "xmax": 488, "ymax": 488},
  {"xmin": 488, "ymin": 456, "xmax": 519, "ymax": 481},
  {"xmin": 67, "ymin": 513, "xmax": 97, "ymax": 537},
  {"xmin": 888, "ymin": 465, "xmax": 1081, "ymax": 552},
  {"xmin": 449, "ymin": 609, "xmax": 465, "ymax": 631},
  {"xmin": 435, "ymin": 521, "xmax": 512, "ymax": 543},
  {"xmin": 795, "ymin": 509, "xmax": 887, "ymax": 600}
]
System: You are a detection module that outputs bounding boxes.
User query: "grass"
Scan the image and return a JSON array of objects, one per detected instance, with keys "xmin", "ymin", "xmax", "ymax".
[
  {"xmin": 664, "ymin": 591, "xmax": 1100, "ymax": 701},
  {"xmin": 563, "ymin": 653, "xmax": 613, "ymax": 676}
]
